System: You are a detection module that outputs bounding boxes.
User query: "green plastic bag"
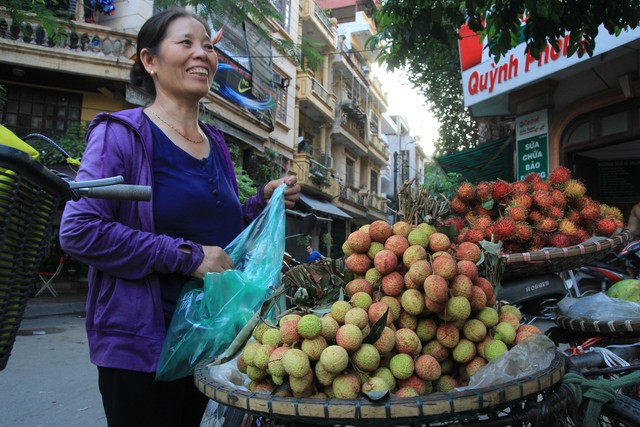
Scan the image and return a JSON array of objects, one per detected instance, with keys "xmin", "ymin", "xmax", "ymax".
[{"xmin": 155, "ymin": 185, "xmax": 287, "ymax": 381}]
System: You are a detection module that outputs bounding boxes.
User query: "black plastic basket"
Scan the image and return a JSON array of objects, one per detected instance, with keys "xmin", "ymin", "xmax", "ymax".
[{"xmin": 0, "ymin": 145, "xmax": 68, "ymax": 370}]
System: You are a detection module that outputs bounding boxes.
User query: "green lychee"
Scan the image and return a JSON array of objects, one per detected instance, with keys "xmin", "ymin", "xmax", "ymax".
[
  {"xmin": 351, "ymin": 343, "xmax": 381, "ymax": 372},
  {"xmin": 332, "ymin": 373, "xmax": 361, "ymax": 399},
  {"xmin": 446, "ymin": 296, "xmax": 472, "ymax": 321},
  {"xmin": 452, "ymin": 338, "xmax": 477, "ymax": 363},
  {"xmin": 350, "ymin": 291, "xmax": 373, "ymax": 311},
  {"xmin": 493, "ymin": 322, "xmax": 517, "ymax": 345},
  {"xmin": 362, "ymin": 376, "xmax": 389, "ymax": 395},
  {"xmin": 319, "ymin": 345, "xmax": 349, "ymax": 374},
  {"xmin": 477, "ymin": 307, "xmax": 499, "ymax": 327},
  {"xmin": 344, "ymin": 307, "xmax": 369, "ymax": 329},
  {"xmin": 484, "ymin": 339, "xmax": 508, "ymax": 362},
  {"xmin": 297, "ymin": 314, "xmax": 322, "ymax": 339},
  {"xmin": 261, "ymin": 328, "xmax": 283, "ymax": 347},
  {"xmin": 462, "ymin": 319, "xmax": 487, "ymax": 343},
  {"xmin": 336, "ymin": 323, "xmax": 363, "ymax": 352},
  {"xmin": 321, "ymin": 315, "xmax": 340, "ymax": 341},
  {"xmin": 389, "ymin": 353, "xmax": 415, "ymax": 380},
  {"xmin": 301, "ymin": 336, "xmax": 328, "ymax": 361},
  {"xmin": 374, "ymin": 367, "xmax": 397, "ymax": 391},
  {"xmin": 282, "ymin": 348, "xmax": 310, "ymax": 378},
  {"xmin": 400, "ymin": 288, "xmax": 425, "ymax": 316},
  {"xmin": 330, "ymin": 300, "xmax": 352, "ymax": 324}
]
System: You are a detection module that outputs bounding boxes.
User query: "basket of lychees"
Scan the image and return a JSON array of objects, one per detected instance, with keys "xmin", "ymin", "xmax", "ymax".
[
  {"xmin": 442, "ymin": 166, "xmax": 631, "ymax": 279},
  {"xmin": 195, "ymin": 219, "xmax": 566, "ymax": 425}
]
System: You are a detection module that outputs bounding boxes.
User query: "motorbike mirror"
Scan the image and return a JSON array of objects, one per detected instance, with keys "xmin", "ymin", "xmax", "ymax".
[{"xmin": 301, "ymin": 214, "xmax": 317, "ymax": 236}]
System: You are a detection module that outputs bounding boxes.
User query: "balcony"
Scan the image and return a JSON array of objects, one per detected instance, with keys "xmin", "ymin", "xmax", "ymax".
[
  {"xmin": 300, "ymin": 0, "xmax": 337, "ymax": 47},
  {"xmin": 338, "ymin": 185, "xmax": 387, "ymax": 220},
  {"xmin": 368, "ymin": 133, "xmax": 389, "ymax": 166},
  {"xmin": 0, "ymin": 13, "xmax": 136, "ymax": 83},
  {"xmin": 332, "ymin": 107, "xmax": 367, "ymax": 156},
  {"xmin": 296, "ymin": 70, "xmax": 336, "ymax": 122},
  {"xmin": 291, "ymin": 152, "xmax": 335, "ymax": 197}
]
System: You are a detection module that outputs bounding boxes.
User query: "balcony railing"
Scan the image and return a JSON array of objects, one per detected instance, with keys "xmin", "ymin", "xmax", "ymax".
[
  {"xmin": 311, "ymin": 77, "xmax": 331, "ymax": 105},
  {"xmin": 314, "ymin": 3, "xmax": 333, "ymax": 34},
  {"xmin": 0, "ymin": 14, "xmax": 136, "ymax": 60}
]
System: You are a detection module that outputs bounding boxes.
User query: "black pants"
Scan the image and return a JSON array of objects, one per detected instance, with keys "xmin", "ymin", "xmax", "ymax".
[{"xmin": 98, "ymin": 366, "xmax": 209, "ymax": 427}]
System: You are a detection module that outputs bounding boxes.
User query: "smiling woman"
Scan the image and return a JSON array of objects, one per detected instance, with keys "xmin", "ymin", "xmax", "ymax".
[{"xmin": 57, "ymin": 7, "xmax": 301, "ymax": 427}]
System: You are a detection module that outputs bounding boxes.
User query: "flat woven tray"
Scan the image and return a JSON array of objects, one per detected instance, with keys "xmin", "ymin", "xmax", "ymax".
[
  {"xmin": 194, "ymin": 352, "xmax": 565, "ymax": 426},
  {"xmin": 555, "ymin": 314, "xmax": 640, "ymax": 335},
  {"xmin": 0, "ymin": 145, "xmax": 68, "ymax": 370},
  {"xmin": 501, "ymin": 230, "xmax": 631, "ymax": 279}
]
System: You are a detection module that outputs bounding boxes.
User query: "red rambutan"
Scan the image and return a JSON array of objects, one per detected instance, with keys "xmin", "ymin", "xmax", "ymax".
[
  {"xmin": 523, "ymin": 172, "xmax": 543, "ymax": 183},
  {"xmin": 505, "ymin": 204, "xmax": 528, "ymax": 222},
  {"xmin": 550, "ymin": 189, "xmax": 567, "ymax": 208},
  {"xmin": 547, "ymin": 206, "xmax": 565, "ymax": 220},
  {"xmin": 532, "ymin": 231, "xmax": 549, "ymax": 248},
  {"xmin": 440, "ymin": 216, "xmax": 466, "ymax": 232},
  {"xmin": 511, "ymin": 181, "xmax": 530, "ymax": 195},
  {"xmin": 476, "ymin": 181, "xmax": 493, "ymax": 202},
  {"xmin": 565, "ymin": 210, "xmax": 582, "ymax": 225},
  {"xmin": 464, "ymin": 228, "xmax": 486, "ymax": 244},
  {"xmin": 528, "ymin": 209, "xmax": 545, "ymax": 224},
  {"xmin": 531, "ymin": 181, "xmax": 551, "ymax": 192},
  {"xmin": 600, "ymin": 205, "xmax": 624, "ymax": 221},
  {"xmin": 596, "ymin": 217, "xmax": 617, "ymax": 236},
  {"xmin": 456, "ymin": 182, "xmax": 476, "ymax": 202},
  {"xmin": 450, "ymin": 197, "xmax": 469, "ymax": 215},
  {"xmin": 549, "ymin": 233, "xmax": 572, "ymax": 248},
  {"xmin": 492, "ymin": 180, "xmax": 511, "ymax": 201},
  {"xmin": 536, "ymin": 217, "xmax": 558, "ymax": 233},
  {"xmin": 514, "ymin": 222, "xmax": 533, "ymax": 243},
  {"xmin": 511, "ymin": 193, "xmax": 533, "ymax": 210},
  {"xmin": 548, "ymin": 166, "xmax": 572, "ymax": 185},
  {"xmin": 493, "ymin": 218, "xmax": 516, "ymax": 240},
  {"xmin": 581, "ymin": 201, "xmax": 601, "ymax": 221},
  {"xmin": 472, "ymin": 215, "xmax": 493, "ymax": 230},
  {"xmin": 532, "ymin": 191, "xmax": 553, "ymax": 211}
]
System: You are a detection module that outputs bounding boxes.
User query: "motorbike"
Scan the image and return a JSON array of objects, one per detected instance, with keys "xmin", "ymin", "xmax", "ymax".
[{"xmin": 572, "ymin": 239, "xmax": 640, "ymax": 294}]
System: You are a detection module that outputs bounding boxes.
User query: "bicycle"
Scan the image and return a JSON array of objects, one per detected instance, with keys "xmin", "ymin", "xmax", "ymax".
[{"xmin": 0, "ymin": 133, "xmax": 151, "ymax": 371}]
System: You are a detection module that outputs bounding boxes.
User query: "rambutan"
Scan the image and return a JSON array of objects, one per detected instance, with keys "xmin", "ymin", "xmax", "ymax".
[
  {"xmin": 569, "ymin": 229, "xmax": 590, "ymax": 245},
  {"xmin": 600, "ymin": 205, "xmax": 624, "ymax": 221},
  {"xmin": 558, "ymin": 219, "xmax": 579, "ymax": 236},
  {"xmin": 450, "ymin": 197, "xmax": 469, "ymax": 215},
  {"xmin": 492, "ymin": 180, "xmax": 511, "ymax": 201},
  {"xmin": 564, "ymin": 179, "xmax": 586, "ymax": 199},
  {"xmin": 456, "ymin": 182, "xmax": 476, "ymax": 202},
  {"xmin": 531, "ymin": 181, "xmax": 551, "ymax": 192},
  {"xmin": 440, "ymin": 216, "xmax": 465, "ymax": 232},
  {"xmin": 532, "ymin": 191, "xmax": 553, "ymax": 211},
  {"xmin": 547, "ymin": 206, "xmax": 565, "ymax": 220},
  {"xmin": 581, "ymin": 201, "xmax": 601, "ymax": 221},
  {"xmin": 456, "ymin": 228, "xmax": 467, "ymax": 244},
  {"xmin": 505, "ymin": 205, "xmax": 528, "ymax": 222},
  {"xmin": 596, "ymin": 217, "xmax": 618, "ymax": 236},
  {"xmin": 485, "ymin": 224, "xmax": 496, "ymax": 242},
  {"xmin": 549, "ymin": 233, "xmax": 571, "ymax": 248},
  {"xmin": 536, "ymin": 217, "xmax": 557, "ymax": 233},
  {"xmin": 532, "ymin": 231, "xmax": 549, "ymax": 248},
  {"xmin": 464, "ymin": 211, "xmax": 478, "ymax": 225},
  {"xmin": 464, "ymin": 228, "xmax": 486, "ymax": 244},
  {"xmin": 493, "ymin": 218, "xmax": 516, "ymax": 241},
  {"xmin": 514, "ymin": 222, "xmax": 533, "ymax": 243},
  {"xmin": 476, "ymin": 181, "xmax": 493, "ymax": 202},
  {"xmin": 475, "ymin": 205, "xmax": 493, "ymax": 217},
  {"xmin": 565, "ymin": 210, "xmax": 582, "ymax": 225},
  {"xmin": 472, "ymin": 215, "xmax": 493, "ymax": 230},
  {"xmin": 523, "ymin": 172, "xmax": 543, "ymax": 183},
  {"xmin": 528, "ymin": 209, "xmax": 544, "ymax": 224},
  {"xmin": 511, "ymin": 193, "xmax": 533, "ymax": 210},
  {"xmin": 511, "ymin": 181, "xmax": 530, "ymax": 195},
  {"xmin": 550, "ymin": 189, "xmax": 567, "ymax": 208},
  {"xmin": 548, "ymin": 166, "xmax": 572, "ymax": 185}
]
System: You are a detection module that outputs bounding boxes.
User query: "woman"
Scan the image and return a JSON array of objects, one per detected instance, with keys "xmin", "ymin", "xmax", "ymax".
[{"xmin": 59, "ymin": 7, "xmax": 299, "ymax": 426}]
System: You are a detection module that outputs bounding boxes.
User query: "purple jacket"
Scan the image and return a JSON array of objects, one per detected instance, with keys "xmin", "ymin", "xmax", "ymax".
[{"xmin": 59, "ymin": 107, "xmax": 267, "ymax": 373}]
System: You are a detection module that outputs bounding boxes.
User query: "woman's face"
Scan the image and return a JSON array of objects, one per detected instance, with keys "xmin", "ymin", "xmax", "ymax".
[{"xmin": 145, "ymin": 16, "xmax": 218, "ymax": 101}]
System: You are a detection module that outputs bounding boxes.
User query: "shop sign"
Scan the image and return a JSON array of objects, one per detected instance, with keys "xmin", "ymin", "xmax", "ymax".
[
  {"xmin": 516, "ymin": 110, "xmax": 548, "ymax": 180},
  {"xmin": 458, "ymin": 24, "xmax": 640, "ymax": 108}
]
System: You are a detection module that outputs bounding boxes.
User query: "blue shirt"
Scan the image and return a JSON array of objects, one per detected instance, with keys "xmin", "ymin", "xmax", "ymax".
[
  {"xmin": 305, "ymin": 251, "xmax": 323, "ymax": 263},
  {"xmin": 150, "ymin": 118, "xmax": 243, "ymax": 322}
]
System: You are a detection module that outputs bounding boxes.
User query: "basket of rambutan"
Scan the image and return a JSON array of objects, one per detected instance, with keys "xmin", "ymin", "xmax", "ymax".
[{"xmin": 443, "ymin": 167, "xmax": 631, "ymax": 279}]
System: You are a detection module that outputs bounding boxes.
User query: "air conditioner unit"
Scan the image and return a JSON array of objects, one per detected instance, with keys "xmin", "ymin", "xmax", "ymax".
[{"xmin": 319, "ymin": 154, "xmax": 333, "ymax": 169}]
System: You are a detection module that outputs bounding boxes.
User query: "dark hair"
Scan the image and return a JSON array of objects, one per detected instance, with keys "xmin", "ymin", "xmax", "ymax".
[{"xmin": 129, "ymin": 7, "xmax": 211, "ymax": 99}]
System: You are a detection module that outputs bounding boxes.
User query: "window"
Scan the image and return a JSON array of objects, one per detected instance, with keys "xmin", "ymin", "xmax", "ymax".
[
  {"xmin": 271, "ymin": 0, "xmax": 291, "ymax": 32},
  {"xmin": 1, "ymin": 85, "xmax": 82, "ymax": 138},
  {"xmin": 345, "ymin": 158, "xmax": 355, "ymax": 186},
  {"xmin": 273, "ymin": 72, "xmax": 288, "ymax": 123},
  {"xmin": 370, "ymin": 170, "xmax": 378, "ymax": 194}
]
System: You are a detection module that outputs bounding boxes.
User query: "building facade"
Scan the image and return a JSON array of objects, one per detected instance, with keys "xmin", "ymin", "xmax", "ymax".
[{"xmin": 0, "ymin": 0, "xmax": 390, "ymax": 263}]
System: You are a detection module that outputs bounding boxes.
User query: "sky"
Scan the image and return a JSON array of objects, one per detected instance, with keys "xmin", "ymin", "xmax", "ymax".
[{"xmin": 372, "ymin": 64, "xmax": 440, "ymax": 156}]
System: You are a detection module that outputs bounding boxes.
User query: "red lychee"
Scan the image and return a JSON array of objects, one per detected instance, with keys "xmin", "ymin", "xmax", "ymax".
[
  {"xmin": 345, "ymin": 253, "xmax": 371, "ymax": 274},
  {"xmin": 384, "ymin": 234, "xmax": 410, "ymax": 258},
  {"xmin": 374, "ymin": 249, "xmax": 398, "ymax": 275},
  {"xmin": 347, "ymin": 230, "xmax": 371, "ymax": 253},
  {"xmin": 456, "ymin": 260, "xmax": 479, "ymax": 281},
  {"xmin": 428, "ymin": 232, "xmax": 451, "ymax": 253},
  {"xmin": 431, "ymin": 255, "xmax": 458, "ymax": 280},
  {"xmin": 369, "ymin": 220, "xmax": 393, "ymax": 242},
  {"xmin": 381, "ymin": 271, "xmax": 405, "ymax": 296},
  {"xmin": 423, "ymin": 274, "xmax": 449, "ymax": 303}
]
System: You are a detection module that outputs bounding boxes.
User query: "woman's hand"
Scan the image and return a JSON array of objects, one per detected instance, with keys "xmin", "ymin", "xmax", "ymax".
[
  {"xmin": 192, "ymin": 245, "xmax": 234, "ymax": 278},
  {"xmin": 264, "ymin": 175, "xmax": 301, "ymax": 209}
]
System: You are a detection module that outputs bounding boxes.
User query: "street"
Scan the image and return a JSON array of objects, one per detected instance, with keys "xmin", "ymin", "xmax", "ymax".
[{"xmin": 0, "ymin": 314, "xmax": 107, "ymax": 427}]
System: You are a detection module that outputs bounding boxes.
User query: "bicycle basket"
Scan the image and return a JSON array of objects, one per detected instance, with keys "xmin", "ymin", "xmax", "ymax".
[{"xmin": 0, "ymin": 145, "xmax": 68, "ymax": 370}]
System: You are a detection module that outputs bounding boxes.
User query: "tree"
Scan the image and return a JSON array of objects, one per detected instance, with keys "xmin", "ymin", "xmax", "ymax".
[{"xmin": 371, "ymin": 0, "xmax": 640, "ymax": 155}]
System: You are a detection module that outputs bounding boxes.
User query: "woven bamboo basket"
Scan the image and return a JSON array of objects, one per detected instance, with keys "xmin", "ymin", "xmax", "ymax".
[
  {"xmin": 555, "ymin": 314, "xmax": 640, "ymax": 336},
  {"xmin": 501, "ymin": 230, "xmax": 632, "ymax": 279},
  {"xmin": 0, "ymin": 145, "xmax": 68, "ymax": 370},
  {"xmin": 194, "ymin": 352, "xmax": 565, "ymax": 426}
]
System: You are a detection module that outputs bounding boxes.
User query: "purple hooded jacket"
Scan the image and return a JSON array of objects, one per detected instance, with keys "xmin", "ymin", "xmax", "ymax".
[{"xmin": 59, "ymin": 107, "xmax": 267, "ymax": 373}]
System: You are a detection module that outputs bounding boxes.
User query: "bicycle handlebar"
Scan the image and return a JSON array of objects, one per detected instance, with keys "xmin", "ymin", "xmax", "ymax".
[{"xmin": 75, "ymin": 184, "xmax": 152, "ymax": 201}]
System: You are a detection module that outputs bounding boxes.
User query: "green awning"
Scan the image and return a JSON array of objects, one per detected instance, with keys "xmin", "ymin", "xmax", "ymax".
[{"xmin": 435, "ymin": 137, "xmax": 515, "ymax": 183}]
